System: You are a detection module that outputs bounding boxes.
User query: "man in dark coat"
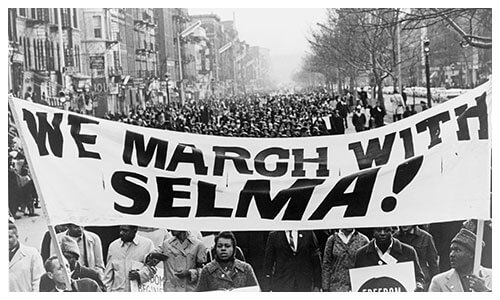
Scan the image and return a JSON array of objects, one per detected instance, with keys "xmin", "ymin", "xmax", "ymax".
[
  {"xmin": 262, "ymin": 230, "xmax": 321, "ymax": 292},
  {"xmin": 394, "ymin": 225, "xmax": 439, "ymax": 290},
  {"xmin": 370, "ymin": 103, "xmax": 386, "ymax": 128},
  {"xmin": 354, "ymin": 227, "xmax": 425, "ymax": 291}
]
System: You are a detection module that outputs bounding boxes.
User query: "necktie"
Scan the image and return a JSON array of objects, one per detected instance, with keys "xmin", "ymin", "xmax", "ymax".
[{"xmin": 288, "ymin": 231, "xmax": 295, "ymax": 252}]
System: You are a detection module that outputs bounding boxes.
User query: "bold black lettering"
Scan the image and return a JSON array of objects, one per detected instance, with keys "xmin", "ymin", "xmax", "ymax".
[
  {"xmin": 166, "ymin": 143, "xmax": 208, "ymax": 175},
  {"xmin": 348, "ymin": 133, "xmax": 396, "ymax": 170},
  {"xmin": 123, "ymin": 130, "xmax": 168, "ymax": 169},
  {"xmin": 416, "ymin": 112, "xmax": 451, "ymax": 149},
  {"xmin": 309, "ymin": 167, "xmax": 380, "ymax": 220},
  {"xmin": 213, "ymin": 146, "xmax": 253, "ymax": 176},
  {"xmin": 399, "ymin": 128, "xmax": 415, "ymax": 159},
  {"xmin": 455, "ymin": 92, "xmax": 488, "ymax": 140},
  {"xmin": 112, "ymin": 171, "xmax": 150, "ymax": 215},
  {"xmin": 195, "ymin": 181, "xmax": 232, "ymax": 217},
  {"xmin": 235, "ymin": 179, "xmax": 325, "ymax": 220},
  {"xmin": 154, "ymin": 177, "xmax": 191, "ymax": 217},
  {"xmin": 254, "ymin": 147, "xmax": 289, "ymax": 177},
  {"xmin": 22, "ymin": 109, "xmax": 63, "ymax": 157},
  {"xmin": 291, "ymin": 147, "xmax": 329, "ymax": 177},
  {"xmin": 67, "ymin": 115, "xmax": 101, "ymax": 159}
]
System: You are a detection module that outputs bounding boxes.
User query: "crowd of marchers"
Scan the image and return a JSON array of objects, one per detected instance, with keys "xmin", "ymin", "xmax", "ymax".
[
  {"xmin": 8, "ymin": 90, "xmax": 491, "ymax": 292},
  {"xmin": 9, "ymin": 221, "xmax": 492, "ymax": 292}
]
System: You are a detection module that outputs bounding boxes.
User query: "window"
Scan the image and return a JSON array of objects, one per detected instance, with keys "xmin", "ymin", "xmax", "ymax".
[
  {"xmin": 93, "ymin": 16, "xmax": 102, "ymax": 38},
  {"xmin": 31, "ymin": 8, "xmax": 36, "ymax": 19},
  {"xmin": 19, "ymin": 8, "xmax": 26, "ymax": 17},
  {"xmin": 53, "ymin": 8, "xmax": 58, "ymax": 24}
]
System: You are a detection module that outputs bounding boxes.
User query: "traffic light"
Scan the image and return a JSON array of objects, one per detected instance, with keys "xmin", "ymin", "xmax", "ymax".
[{"xmin": 423, "ymin": 39, "xmax": 430, "ymax": 54}]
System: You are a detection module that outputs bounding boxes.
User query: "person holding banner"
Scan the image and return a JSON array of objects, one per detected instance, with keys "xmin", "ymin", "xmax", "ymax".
[
  {"xmin": 102, "ymin": 225, "xmax": 156, "ymax": 292},
  {"xmin": 43, "ymin": 256, "xmax": 102, "ymax": 292},
  {"xmin": 40, "ymin": 236, "xmax": 106, "ymax": 292},
  {"xmin": 354, "ymin": 227, "xmax": 425, "ymax": 291},
  {"xmin": 9, "ymin": 221, "xmax": 44, "ymax": 292},
  {"xmin": 196, "ymin": 231, "xmax": 259, "ymax": 292},
  {"xmin": 262, "ymin": 230, "xmax": 322, "ymax": 292},
  {"xmin": 52, "ymin": 224, "xmax": 105, "ymax": 277},
  {"xmin": 322, "ymin": 228, "xmax": 369, "ymax": 292},
  {"xmin": 429, "ymin": 228, "xmax": 492, "ymax": 292}
]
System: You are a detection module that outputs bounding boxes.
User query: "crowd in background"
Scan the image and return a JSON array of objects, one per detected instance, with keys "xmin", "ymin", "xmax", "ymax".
[{"xmin": 8, "ymin": 90, "xmax": 491, "ymax": 292}]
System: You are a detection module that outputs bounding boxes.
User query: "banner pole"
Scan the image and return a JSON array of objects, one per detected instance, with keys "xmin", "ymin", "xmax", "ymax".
[
  {"xmin": 472, "ymin": 219, "xmax": 484, "ymax": 275},
  {"xmin": 8, "ymin": 97, "xmax": 72, "ymax": 290}
]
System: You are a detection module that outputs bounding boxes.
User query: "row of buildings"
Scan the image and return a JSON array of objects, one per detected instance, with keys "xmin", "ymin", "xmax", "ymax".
[{"xmin": 8, "ymin": 8, "xmax": 271, "ymax": 116}]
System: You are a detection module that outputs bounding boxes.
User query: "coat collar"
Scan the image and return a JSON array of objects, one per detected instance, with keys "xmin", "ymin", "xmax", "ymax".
[
  {"xmin": 9, "ymin": 243, "xmax": 28, "ymax": 268},
  {"xmin": 206, "ymin": 259, "xmax": 246, "ymax": 274},
  {"xmin": 444, "ymin": 269, "xmax": 464, "ymax": 292},
  {"xmin": 366, "ymin": 238, "xmax": 403, "ymax": 255}
]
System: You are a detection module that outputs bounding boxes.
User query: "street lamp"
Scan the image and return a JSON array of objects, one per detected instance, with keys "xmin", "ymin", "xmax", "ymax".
[{"xmin": 423, "ymin": 38, "xmax": 432, "ymax": 108}]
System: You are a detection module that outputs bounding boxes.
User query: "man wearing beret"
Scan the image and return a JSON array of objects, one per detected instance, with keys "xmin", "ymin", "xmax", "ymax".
[
  {"xmin": 429, "ymin": 228, "xmax": 492, "ymax": 292},
  {"xmin": 40, "ymin": 236, "xmax": 106, "ymax": 291}
]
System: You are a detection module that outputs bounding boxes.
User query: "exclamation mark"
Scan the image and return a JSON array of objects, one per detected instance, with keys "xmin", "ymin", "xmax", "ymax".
[{"xmin": 381, "ymin": 155, "xmax": 424, "ymax": 212}]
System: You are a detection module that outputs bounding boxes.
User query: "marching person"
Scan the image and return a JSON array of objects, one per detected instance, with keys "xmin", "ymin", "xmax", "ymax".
[
  {"xmin": 52, "ymin": 223, "xmax": 105, "ymax": 277},
  {"xmin": 322, "ymin": 228, "xmax": 369, "ymax": 292},
  {"xmin": 196, "ymin": 231, "xmax": 259, "ymax": 291},
  {"xmin": 40, "ymin": 236, "xmax": 106, "ymax": 292},
  {"xmin": 103, "ymin": 225, "xmax": 156, "ymax": 292},
  {"xmin": 429, "ymin": 228, "xmax": 492, "ymax": 292},
  {"xmin": 148, "ymin": 230, "xmax": 207, "ymax": 292},
  {"xmin": 354, "ymin": 227, "xmax": 425, "ymax": 292},
  {"xmin": 370, "ymin": 102, "xmax": 386, "ymax": 128},
  {"xmin": 390, "ymin": 89, "xmax": 405, "ymax": 122},
  {"xmin": 352, "ymin": 105, "xmax": 367, "ymax": 132},
  {"xmin": 9, "ymin": 221, "xmax": 44, "ymax": 292},
  {"xmin": 262, "ymin": 230, "xmax": 321, "ymax": 292},
  {"xmin": 394, "ymin": 225, "xmax": 439, "ymax": 290},
  {"xmin": 43, "ymin": 256, "xmax": 102, "ymax": 292}
]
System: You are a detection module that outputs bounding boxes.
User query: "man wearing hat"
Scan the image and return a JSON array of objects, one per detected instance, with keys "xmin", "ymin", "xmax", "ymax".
[
  {"xmin": 40, "ymin": 236, "xmax": 106, "ymax": 291},
  {"xmin": 429, "ymin": 228, "xmax": 492, "ymax": 292}
]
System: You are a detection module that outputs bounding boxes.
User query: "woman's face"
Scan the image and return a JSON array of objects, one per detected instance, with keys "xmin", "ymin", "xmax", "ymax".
[{"xmin": 216, "ymin": 237, "xmax": 234, "ymax": 261}]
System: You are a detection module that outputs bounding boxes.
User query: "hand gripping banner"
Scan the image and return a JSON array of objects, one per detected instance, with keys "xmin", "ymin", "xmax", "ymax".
[{"xmin": 8, "ymin": 82, "xmax": 491, "ymax": 230}]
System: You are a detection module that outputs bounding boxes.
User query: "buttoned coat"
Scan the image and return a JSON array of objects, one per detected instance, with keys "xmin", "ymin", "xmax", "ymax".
[
  {"xmin": 9, "ymin": 243, "xmax": 44, "ymax": 292},
  {"xmin": 429, "ymin": 267, "xmax": 492, "ymax": 292},
  {"xmin": 262, "ymin": 231, "xmax": 321, "ymax": 292},
  {"xmin": 196, "ymin": 259, "xmax": 259, "ymax": 291}
]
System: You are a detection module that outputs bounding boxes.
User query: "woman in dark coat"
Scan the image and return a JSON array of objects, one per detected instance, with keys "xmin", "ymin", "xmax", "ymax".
[{"xmin": 196, "ymin": 232, "xmax": 259, "ymax": 291}]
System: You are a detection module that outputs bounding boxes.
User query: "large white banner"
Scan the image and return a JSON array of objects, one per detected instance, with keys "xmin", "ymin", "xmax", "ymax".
[{"xmin": 8, "ymin": 81, "xmax": 491, "ymax": 230}]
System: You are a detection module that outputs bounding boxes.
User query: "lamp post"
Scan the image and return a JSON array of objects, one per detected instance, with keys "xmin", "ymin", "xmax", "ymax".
[
  {"xmin": 423, "ymin": 38, "xmax": 432, "ymax": 108},
  {"xmin": 164, "ymin": 73, "xmax": 170, "ymax": 106}
]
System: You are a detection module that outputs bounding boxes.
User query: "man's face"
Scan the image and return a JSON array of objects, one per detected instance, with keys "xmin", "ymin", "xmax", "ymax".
[
  {"xmin": 171, "ymin": 230, "xmax": 188, "ymax": 241},
  {"xmin": 8, "ymin": 229, "xmax": 19, "ymax": 250},
  {"xmin": 119, "ymin": 226, "xmax": 137, "ymax": 243},
  {"xmin": 449, "ymin": 242, "xmax": 473, "ymax": 270},
  {"xmin": 63, "ymin": 251, "xmax": 79, "ymax": 271},
  {"xmin": 48, "ymin": 257, "xmax": 71, "ymax": 286},
  {"xmin": 67, "ymin": 224, "xmax": 82, "ymax": 237},
  {"xmin": 373, "ymin": 227, "xmax": 393, "ymax": 244}
]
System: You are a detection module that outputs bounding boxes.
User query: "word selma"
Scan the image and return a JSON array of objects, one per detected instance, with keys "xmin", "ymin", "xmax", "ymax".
[{"xmin": 21, "ymin": 92, "xmax": 487, "ymax": 177}]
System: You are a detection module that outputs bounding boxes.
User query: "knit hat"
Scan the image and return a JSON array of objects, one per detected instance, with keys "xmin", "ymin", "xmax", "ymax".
[
  {"xmin": 451, "ymin": 228, "xmax": 482, "ymax": 253},
  {"xmin": 60, "ymin": 235, "xmax": 80, "ymax": 258}
]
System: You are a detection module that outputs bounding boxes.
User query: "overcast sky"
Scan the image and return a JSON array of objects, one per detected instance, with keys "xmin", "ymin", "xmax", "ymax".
[{"xmin": 188, "ymin": 8, "xmax": 326, "ymax": 56}]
